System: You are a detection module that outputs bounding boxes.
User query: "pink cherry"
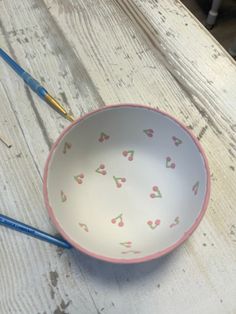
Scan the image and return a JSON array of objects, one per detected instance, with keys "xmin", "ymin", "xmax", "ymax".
[
  {"xmin": 147, "ymin": 220, "xmax": 153, "ymax": 225},
  {"xmin": 148, "ymin": 133, "xmax": 153, "ymax": 137},
  {"xmin": 101, "ymin": 170, "xmax": 107, "ymax": 175},
  {"xmin": 150, "ymin": 193, "xmax": 156, "ymax": 198},
  {"xmin": 100, "ymin": 164, "xmax": 105, "ymax": 169},
  {"xmin": 171, "ymin": 163, "xmax": 176, "ymax": 169},
  {"xmin": 128, "ymin": 156, "xmax": 133, "ymax": 161},
  {"xmin": 155, "ymin": 219, "xmax": 161, "ymax": 225},
  {"xmin": 99, "ymin": 138, "xmax": 103, "ymax": 142},
  {"xmin": 117, "ymin": 183, "xmax": 122, "ymax": 188},
  {"xmin": 123, "ymin": 151, "xmax": 128, "ymax": 157},
  {"xmin": 127, "ymin": 241, "xmax": 132, "ymax": 244},
  {"xmin": 79, "ymin": 174, "xmax": 84, "ymax": 179},
  {"xmin": 153, "ymin": 186, "xmax": 158, "ymax": 192},
  {"xmin": 121, "ymin": 178, "xmax": 126, "ymax": 183},
  {"xmin": 78, "ymin": 179, "xmax": 82, "ymax": 184},
  {"xmin": 111, "ymin": 219, "xmax": 116, "ymax": 224},
  {"xmin": 166, "ymin": 157, "xmax": 171, "ymax": 161},
  {"xmin": 105, "ymin": 135, "xmax": 110, "ymax": 140},
  {"xmin": 118, "ymin": 221, "xmax": 124, "ymax": 227}
]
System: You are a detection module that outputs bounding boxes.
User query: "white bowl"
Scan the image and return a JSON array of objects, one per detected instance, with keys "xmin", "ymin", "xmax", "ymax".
[{"xmin": 44, "ymin": 104, "xmax": 210, "ymax": 263}]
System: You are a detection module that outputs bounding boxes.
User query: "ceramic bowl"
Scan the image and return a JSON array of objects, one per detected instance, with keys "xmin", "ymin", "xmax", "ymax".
[{"xmin": 44, "ymin": 104, "xmax": 210, "ymax": 263}]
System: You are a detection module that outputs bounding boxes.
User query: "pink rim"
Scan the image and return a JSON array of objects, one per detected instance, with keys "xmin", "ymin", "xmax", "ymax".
[{"xmin": 43, "ymin": 104, "xmax": 211, "ymax": 264}]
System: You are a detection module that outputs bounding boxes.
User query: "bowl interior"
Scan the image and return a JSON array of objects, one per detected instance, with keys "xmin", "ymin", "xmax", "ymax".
[{"xmin": 45, "ymin": 105, "xmax": 209, "ymax": 262}]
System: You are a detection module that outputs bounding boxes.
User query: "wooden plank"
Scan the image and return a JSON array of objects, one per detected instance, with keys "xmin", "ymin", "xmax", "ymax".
[
  {"xmin": 0, "ymin": 0, "xmax": 105, "ymax": 312},
  {"xmin": 0, "ymin": 0, "xmax": 105, "ymax": 170},
  {"xmin": 0, "ymin": 0, "xmax": 235, "ymax": 313}
]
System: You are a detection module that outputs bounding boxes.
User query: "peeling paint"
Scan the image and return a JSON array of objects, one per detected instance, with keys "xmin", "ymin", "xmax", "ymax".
[
  {"xmin": 49, "ymin": 284, "xmax": 55, "ymax": 300},
  {"xmin": 54, "ymin": 300, "xmax": 71, "ymax": 314},
  {"xmin": 197, "ymin": 125, "xmax": 208, "ymax": 140},
  {"xmin": 50, "ymin": 271, "xmax": 59, "ymax": 287}
]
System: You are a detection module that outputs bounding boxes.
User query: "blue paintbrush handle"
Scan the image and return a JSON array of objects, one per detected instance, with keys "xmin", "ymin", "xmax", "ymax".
[
  {"xmin": 0, "ymin": 214, "xmax": 72, "ymax": 249},
  {"xmin": 0, "ymin": 48, "xmax": 47, "ymax": 99},
  {"xmin": 21, "ymin": 72, "xmax": 47, "ymax": 99}
]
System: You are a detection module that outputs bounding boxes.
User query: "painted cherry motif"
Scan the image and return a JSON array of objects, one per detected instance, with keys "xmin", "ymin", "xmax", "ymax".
[
  {"xmin": 96, "ymin": 164, "xmax": 107, "ymax": 175},
  {"xmin": 169, "ymin": 216, "xmax": 180, "ymax": 228},
  {"xmin": 79, "ymin": 223, "xmax": 89, "ymax": 232},
  {"xmin": 143, "ymin": 129, "xmax": 154, "ymax": 137},
  {"xmin": 74, "ymin": 173, "xmax": 85, "ymax": 184},
  {"xmin": 166, "ymin": 156, "xmax": 176, "ymax": 169},
  {"xmin": 120, "ymin": 241, "xmax": 132, "ymax": 248},
  {"xmin": 172, "ymin": 136, "xmax": 182, "ymax": 146},
  {"xmin": 111, "ymin": 214, "xmax": 124, "ymax": 227},
  {"xmin": 192, "ymin": 181, "xmax": 199, "ymax": 195},
  {"xmin": 150, "ymin": 186, "xmax": 162, "ymax": 198},
  {"xmin": 147, "ymin": 219, "xmax": 161, "ymax": 230},
  {"xmin": 121, "ymin": 250, "xmax": 141, "ymax": 254},
  {"xmin": 63, "ymin": 142, "xmax": 72, "ymax": 154},
  {"xmin": 123, "ymin": 150, "xmax": 134, "ymax": 161},
  {"xmin": 113, "ymin": 176, "xmax": 126, "ymax": 188},
  {"xmin": 98, "ymin": 132, "xmax": 110, "ymax": 143},
  {"xmin": 60, "ymin": 190, "xmax": 67, "ymax": 202}
]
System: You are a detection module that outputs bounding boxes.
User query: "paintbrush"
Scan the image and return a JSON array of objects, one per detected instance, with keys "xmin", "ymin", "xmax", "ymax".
[
  {"xmin": 0, "ymin": 48, "xmax": 74, "ymax": 122},
  {"xmin": 0, "ymin": 213, "xmax": 72, "ymax": 249}
]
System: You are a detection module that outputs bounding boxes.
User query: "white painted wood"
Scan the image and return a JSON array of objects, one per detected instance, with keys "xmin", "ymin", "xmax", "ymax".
[{"xmin": 0, "ymin": 0, "xmax": 235, "ymax": 313}]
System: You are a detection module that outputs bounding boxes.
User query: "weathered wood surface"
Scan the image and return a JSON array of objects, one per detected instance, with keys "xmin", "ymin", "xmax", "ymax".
[{"xmin": 0, "ymin": 0, "xmax": 235, "ymax": 313}]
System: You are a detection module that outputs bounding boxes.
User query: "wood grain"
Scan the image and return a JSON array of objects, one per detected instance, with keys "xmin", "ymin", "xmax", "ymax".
[{"xmin": 0, "ymin": 0, "xmax": 235, "ymax": 313}]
